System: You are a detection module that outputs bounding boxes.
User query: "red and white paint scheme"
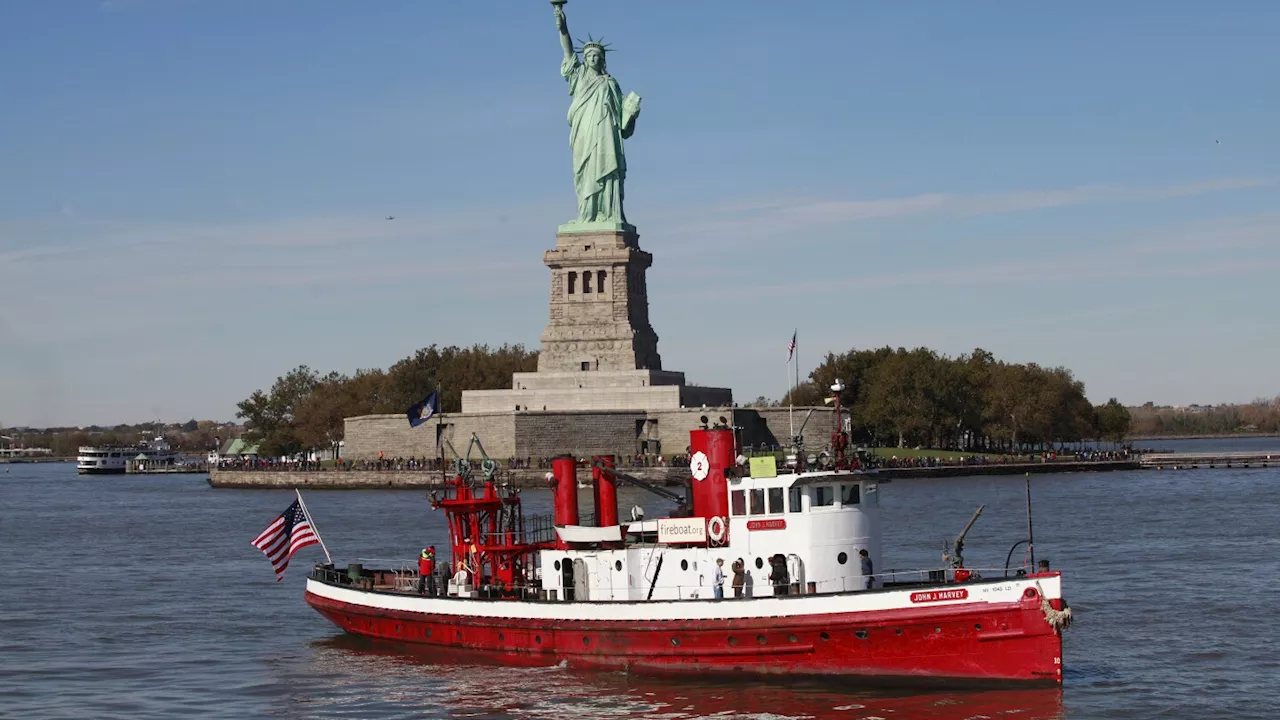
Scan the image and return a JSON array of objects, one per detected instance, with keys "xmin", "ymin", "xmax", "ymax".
[{"xmin": 305, "ymin": 411, "xmax": 1071, "ymax": 686}]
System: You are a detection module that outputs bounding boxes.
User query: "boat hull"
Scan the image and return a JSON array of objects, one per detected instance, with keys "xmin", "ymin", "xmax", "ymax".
[{"xmin": 305, "ymin": 576, "xmax": 1065, "ymax": 687}]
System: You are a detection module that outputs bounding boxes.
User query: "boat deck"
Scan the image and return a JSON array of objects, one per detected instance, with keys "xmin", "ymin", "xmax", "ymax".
[{"xmin": 310, "ymin": 562, "xmax": 1030, "ymax": 604}]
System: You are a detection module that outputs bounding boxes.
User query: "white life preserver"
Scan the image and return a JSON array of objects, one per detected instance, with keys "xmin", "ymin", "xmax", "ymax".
[
  {"xmin": 690, "ymin": 451, "xmax": 710, "ymax": 481},
  {"xmin": 708, "ymin": 515, "xmax": 727, "ymax": 544}
]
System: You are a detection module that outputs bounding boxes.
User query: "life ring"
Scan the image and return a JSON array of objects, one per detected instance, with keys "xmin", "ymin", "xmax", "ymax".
[{"xmin": 708, "ymin": 515, "xmax": 727, "ymax": 544}]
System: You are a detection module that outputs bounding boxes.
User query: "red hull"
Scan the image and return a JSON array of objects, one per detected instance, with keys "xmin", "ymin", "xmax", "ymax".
[{"xmin": 305, "ymin": 587, "xmax": 1063, "ymax": 687}]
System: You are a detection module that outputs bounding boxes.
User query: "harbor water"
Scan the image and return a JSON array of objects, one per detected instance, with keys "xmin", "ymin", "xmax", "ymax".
[{"xmin": 2, "ymin": 440, "xmax": 1278, "ymax": 719}]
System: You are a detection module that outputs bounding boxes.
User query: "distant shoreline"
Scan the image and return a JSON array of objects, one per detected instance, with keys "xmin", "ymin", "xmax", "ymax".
[{"xmin": 1129, "ymin": 433, "xmax": 1280, "ymax": 441}]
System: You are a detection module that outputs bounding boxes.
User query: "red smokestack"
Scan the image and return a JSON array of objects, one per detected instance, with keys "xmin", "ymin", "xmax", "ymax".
[
  {"xmin": 549, "ymin": 455, "xmax": 579, "ymax": 549},
  {"xmin": 592, "ymin": 455, "xmax": 619, "ymax": 528},
  {"xmin": 689, "ymin": 428, "xmax": 733, "ymax": 527}
]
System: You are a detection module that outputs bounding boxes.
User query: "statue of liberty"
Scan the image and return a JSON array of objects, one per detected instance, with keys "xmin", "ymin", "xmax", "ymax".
[{"xmin": 553, "ymin": 1, "xmax": 641, "ymax": 229}]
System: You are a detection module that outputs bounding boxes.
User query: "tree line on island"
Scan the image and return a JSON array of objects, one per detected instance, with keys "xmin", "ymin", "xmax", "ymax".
[
  {"xmin": 232, "ymin": 344, "xmax": 1140, "ymax": 458},
  {"xmin": 7, "ymin": 347, "xmax": 1276, "ymax": 459},
  {"xmin": 772, "ymin": 347, "xmax": 1132, "ymax": 451},
  {"xmin": 235, "ymin": 344, "xmax": 539, "ymax": 458}
]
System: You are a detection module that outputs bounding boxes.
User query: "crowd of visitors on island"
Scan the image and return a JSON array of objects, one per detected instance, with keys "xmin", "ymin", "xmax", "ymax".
[
  {"xmin": 215, "ymin": 452, "xmax": 695, "ymax": 473},
  {"xmin": 216, "ymin": 445, "xmax": 1141, "ymax": 473}
]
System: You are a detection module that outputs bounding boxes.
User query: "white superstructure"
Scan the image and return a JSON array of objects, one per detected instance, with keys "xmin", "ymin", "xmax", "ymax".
[{"xmin": 538, "ymin": 469, "xmax": 881, "ymax": 602}]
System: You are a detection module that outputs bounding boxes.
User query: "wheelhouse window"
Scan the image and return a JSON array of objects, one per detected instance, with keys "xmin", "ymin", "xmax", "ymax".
[
  {"xmin": 730, "ymin": 489, "xmax": 746, "ymax": 516},
  {"xmin": 749, "ymin": 489, "xmax": 766, "ymax": 515},
  {"xmin": 841, "ymin": 484, "xmax": 860, "ymax": 505},
  {"xmin": 788, "ymin": 487, "xmax": 803, "ymax": 513},
  {"xmin": 813, "ymin": 486, "xmax": 835, "ymax": 507},
  {"xmin": 767, "ymin": 487, "xmax": 785, "ymax": 514}
]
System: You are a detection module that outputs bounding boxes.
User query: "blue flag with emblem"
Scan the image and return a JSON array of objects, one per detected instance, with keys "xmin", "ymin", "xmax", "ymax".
[{"xmin": 406, "ymin": 391, "xmax": 440, "ymax": 428}]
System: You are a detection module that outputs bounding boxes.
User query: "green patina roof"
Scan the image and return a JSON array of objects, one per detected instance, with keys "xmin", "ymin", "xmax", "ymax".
[{"xmin": 224, "ymin": 438, "xmax": 260, "ymax": 456}]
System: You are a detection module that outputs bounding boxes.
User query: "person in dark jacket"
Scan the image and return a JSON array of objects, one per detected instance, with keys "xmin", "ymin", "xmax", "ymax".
[
  {"xmin": 859, "ymin": 549, "xmax": 874, "ymax": 590},
  {"xmin": 769, "ymin": 554, "xmax": 790, "ymax": 596}
]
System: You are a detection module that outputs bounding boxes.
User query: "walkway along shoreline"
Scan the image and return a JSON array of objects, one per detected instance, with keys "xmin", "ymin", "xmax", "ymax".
[{"xmin": 206, "ymin": 459, "xmax": 1141, "ymax": 490}]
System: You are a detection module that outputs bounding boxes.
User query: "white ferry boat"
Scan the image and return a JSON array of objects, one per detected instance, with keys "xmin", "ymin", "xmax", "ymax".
[{"xmin": 77, "ymin": 437, "xmax": 179, "ymax": 475}]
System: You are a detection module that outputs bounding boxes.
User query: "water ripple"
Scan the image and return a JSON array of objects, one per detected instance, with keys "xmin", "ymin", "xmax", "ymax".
[{"xmin": 2, "ymin": 459, "xmax": 1277, "ymax": 719}]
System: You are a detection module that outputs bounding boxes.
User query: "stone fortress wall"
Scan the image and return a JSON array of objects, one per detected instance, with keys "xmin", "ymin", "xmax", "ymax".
[{"xmin": 343, "ymin": 406, "xmax": 836, "ymax": 461}]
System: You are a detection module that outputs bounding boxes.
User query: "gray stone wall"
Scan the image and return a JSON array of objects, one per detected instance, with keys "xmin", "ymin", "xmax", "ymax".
[
  {"xmin": 343, "ymin": 407, "xmax": 835, "ymax": 464},
  {"xmin": 343, "ymin": 413, "xmax": 516, "ymax": 460},
  {"xmin": 514, "ymin": 410, "xmax": 645, "ymax": 458},
  {"xmin": 745, "ymin": 407, "xmax": 837, "ymax": 451}
]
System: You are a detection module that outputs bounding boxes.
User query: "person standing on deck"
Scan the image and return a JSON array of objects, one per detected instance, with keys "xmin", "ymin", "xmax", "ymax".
[
  {"xmin": 418, "ymin": 546, "xmax": 436, "ymax": 596},
  {"xmin": 731, "ymin": 558, "xmax": 745, "ymax": 598},
  {"xmin": 859, "ymin": 549, "xmax": 874, "ymax": 589},
  {"xmin": 770, "ymin": 554, "xmax": 790, "ymax": 596},
  {"xmin": 713, "ymin": 558, "xmax": 725, "ymax": 600}
]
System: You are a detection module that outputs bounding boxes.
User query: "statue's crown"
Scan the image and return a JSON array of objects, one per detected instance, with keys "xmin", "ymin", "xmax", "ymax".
[{"xmin": 575, "ymin": 34, "xmax": 612, "ymax": 54}]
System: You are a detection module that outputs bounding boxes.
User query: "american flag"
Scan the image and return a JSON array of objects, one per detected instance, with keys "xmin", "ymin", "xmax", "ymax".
[
  {"xmin": 251, "ymin": 499, "xmax": 318, "ymax": 581},
  {"xmin": 787, "ymin": 331, "xmax": 796, "ymax": 362}
]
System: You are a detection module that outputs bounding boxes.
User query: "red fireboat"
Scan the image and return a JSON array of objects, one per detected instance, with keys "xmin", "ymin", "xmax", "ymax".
[{"xmin": 305, "ymin": 389, "xmax": 1072, "ymax": 686}]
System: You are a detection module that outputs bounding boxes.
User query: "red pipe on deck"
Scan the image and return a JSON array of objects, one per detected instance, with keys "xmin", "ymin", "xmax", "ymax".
[
  {"xmin": 550, "ymin": 455, "xmax": 579, "ymax": 549},
  {"xmin": 592, "ymin": 455, "xmax": 619, "ymax": 528}
]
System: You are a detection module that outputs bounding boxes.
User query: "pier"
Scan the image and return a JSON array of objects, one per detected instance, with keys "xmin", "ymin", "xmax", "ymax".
[{"xmin": 1138, "ymin": 451, "xmax": 1279, "ymax": 469}]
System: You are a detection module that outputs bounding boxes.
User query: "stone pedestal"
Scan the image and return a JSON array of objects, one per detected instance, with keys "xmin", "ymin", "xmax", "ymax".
[
  {"xmin": 538, "ymin": 227, "xmax": 661, "ymax": 373},
  {"xmin": 460, "ymin": 225, "xmax": 731, "ymax": 414}
]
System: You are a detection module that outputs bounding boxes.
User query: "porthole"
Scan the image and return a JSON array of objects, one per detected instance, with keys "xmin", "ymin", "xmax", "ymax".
[
  {"xmin": 499, "ymin": 633, "xmax": 505, "ymax": 642},
  {"xmin": 681, "ymin": 559, "xmax": 689, "ymax": 571},
  {"xmin": 855, "ymin": 630, "xmax": 868, "ymax": 640},
  {"xmin": 837, "ymin": 552, "xmax": 848, "ymax": 565},
  {"xmin": 820, "ymin": 632, "xmax": 830, "ymax": 641},
  {"xmin": 426, "ymin": 628, "xmax": 433, "ymax": 638},
  {"xmin": 583, "ymin": 636, "xmax": 591, "ymax": 646},
  {"xmin": 535, "ymin": 634, "xmax": 542, "ymax": 644},
  {"xmin": 755, "ymin": 557, "xmax": 764, "ymax": 570},
  {"xmin": 935, "ymin": 627, "xmax": 942, "ymax": 634},
  {"xmin": 456, "ymin": 630, "xmax": 462, "ymax": 639},
  {"xmin": 974, "ymin": 624, "xmax": 982, "ymax": 631},
  {"xmin": 894, "ymin": 629, "xmax": 902, "ymax": 636},
  {"xmin": 757, "ymin": 634, "xmax": 767, "ymax": 644},
  {"xmin": 728, "ymin": 636, "xmax": 738, "ymax": 646},
  {"xmin": 395, "ymin": 624, "xmax": 402, "ymax": 633},
  {"xmin": 788, "ymin": 634, "xmax": 798, "ymax": 643},
  {"xmin": 615, "ymin": 560, "xmax": 623, "ymax": 571},
  {"xmin": 671, "ymin": 637, "xmax": 681, "ymax": 647},
  {"xmin": 554, "ymin": 560, "xmax": 561, "ymax": 571}
]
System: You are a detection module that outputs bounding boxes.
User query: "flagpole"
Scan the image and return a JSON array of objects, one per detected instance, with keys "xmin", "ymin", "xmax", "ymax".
[
  {"xmin": 794, "ymin": 333, "xmax": 800, "ymax": 402},
  {"xmin": 788, "ymin": 332, "xmax": 795, "ymax": 440},
  {"xmin": 295, "ymin": 488, "xmax": 333, "ymax": 564}
]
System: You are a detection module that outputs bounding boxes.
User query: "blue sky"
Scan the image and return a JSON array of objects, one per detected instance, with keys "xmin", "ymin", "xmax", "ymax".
[{"xmin": 2, "ymin": 0, "xmax": 1278, "ymax": 427}]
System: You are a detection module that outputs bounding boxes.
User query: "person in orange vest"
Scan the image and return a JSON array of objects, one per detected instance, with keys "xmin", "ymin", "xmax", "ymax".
[{"xmin": 418, "ymin": 546, "xmax": 436, "ymax": 596}]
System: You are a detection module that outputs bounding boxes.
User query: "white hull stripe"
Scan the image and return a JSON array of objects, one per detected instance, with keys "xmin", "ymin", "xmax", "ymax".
[{"xmin": 307, "ymin": 575, "xmax": 1061, "ymax": 623}]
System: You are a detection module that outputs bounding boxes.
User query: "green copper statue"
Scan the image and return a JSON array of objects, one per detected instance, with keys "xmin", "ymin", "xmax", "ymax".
[{"xmin": 553, "ymin": 0, "xmax": 641, "ymax": 230}]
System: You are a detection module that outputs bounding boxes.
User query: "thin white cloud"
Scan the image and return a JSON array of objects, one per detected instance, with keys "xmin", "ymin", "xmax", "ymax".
[
  {"xmin": 733, "ymin": 215, "xmax": 1280, "ymax": 297},
  {"xmin": 652, "ymin": 177, "xmax": 1275, "ymax": 248}
]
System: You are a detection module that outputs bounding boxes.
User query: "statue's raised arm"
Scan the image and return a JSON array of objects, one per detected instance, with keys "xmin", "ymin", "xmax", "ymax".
[{"xmin": 553, "ymin": 2, "xmax": 574, "ymax": 63}]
